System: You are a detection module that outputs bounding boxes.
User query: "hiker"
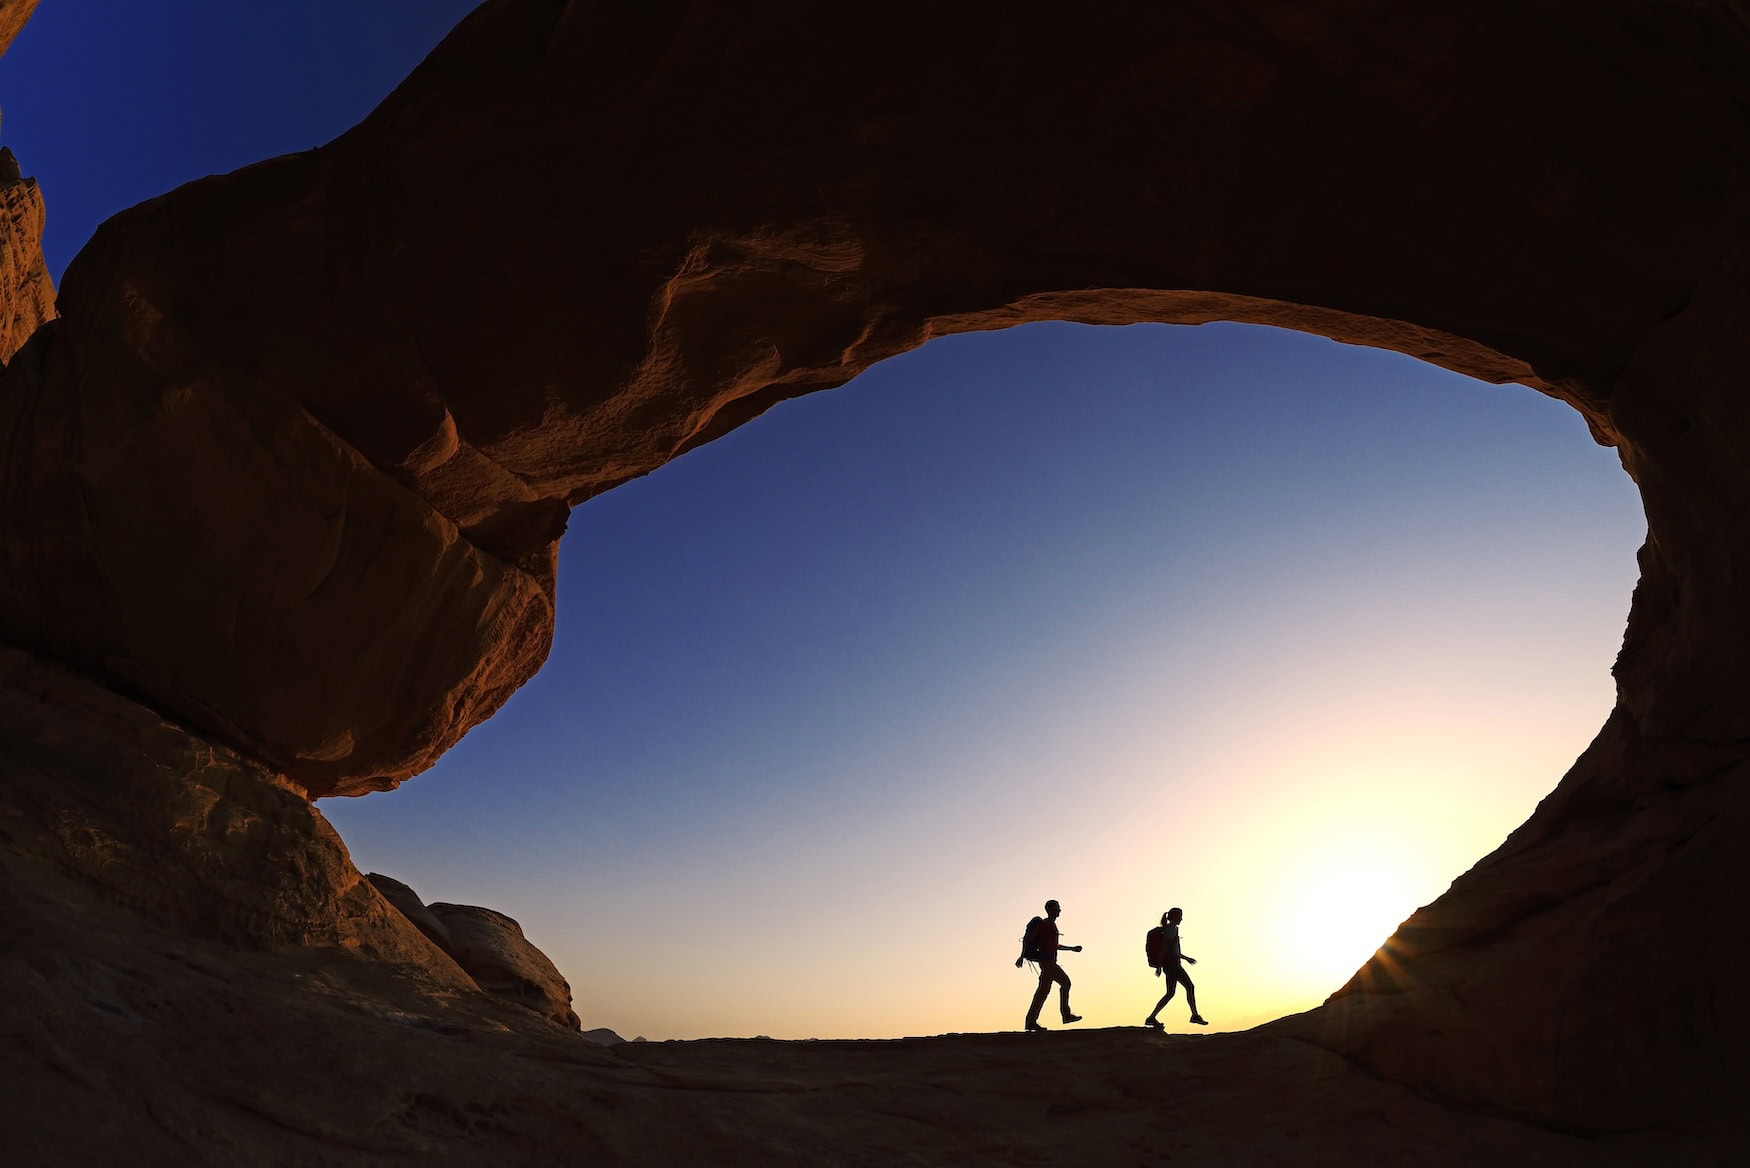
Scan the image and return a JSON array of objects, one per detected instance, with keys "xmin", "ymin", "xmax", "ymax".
[
  {"xmin": 1017, "ymin": 899, "xmax": 1083, "ymax": 1031},
  {"xmin": 1144, "ymin": 907, "xmax": 1207, "ymax": 1029}
]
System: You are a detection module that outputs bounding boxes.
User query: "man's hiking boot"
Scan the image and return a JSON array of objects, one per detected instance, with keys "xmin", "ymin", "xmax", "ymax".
[
  {"xmin": 1025, "ymin": 1021, "xmax": 1048, "ymax": 1032},
  {"xmin": 1143, "ymin": 1018, "xmax": 1163, "ymax": 1029},
  {"xmin": 1188, "ymin": 1015, "xmax": 1208, "ymax": 1026},
  {"xmin": 1061, "ymin": 1013, "xmax": 1082, "ymax": 1024}
]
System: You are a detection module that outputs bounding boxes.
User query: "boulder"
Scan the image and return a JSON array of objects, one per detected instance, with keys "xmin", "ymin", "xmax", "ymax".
[
  {"xmin": 365, "ymin": 871, "xmax": 454, "ymax": 952},
  {"xmin": 426, "ymin": 901, "xmax": 580, "ymax": 1031}
]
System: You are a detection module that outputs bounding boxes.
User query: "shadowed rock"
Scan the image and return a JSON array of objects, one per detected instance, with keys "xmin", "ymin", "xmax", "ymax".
[
  {"xmin": 427, "ymin": 901, "xmax": 581, "ymax": 1031},
  {"xmin": 0, "ymin": 646, "xmax": 474, "ymax": 978},
  {"xmin": 581, "ymin": 1026, "xmax": 627, "ymax": 1046},
  {"xmin": 366, "ymin": 871, "xmax": 455, "ymax": 952},
  {"xmin": 0, "ymin": 642, "xmax": 1726, "ymax": 1164},
  {"xmin": 368, "ymin": 871, "xmax": 585, "ymax": 1032}
]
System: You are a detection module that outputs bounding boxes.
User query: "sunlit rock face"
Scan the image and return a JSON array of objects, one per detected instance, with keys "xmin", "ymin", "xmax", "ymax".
[
  {"xmin": 0, "ymin": 2, "xmax": 49, "ymax": 360},
  {"xmin": 0, "ymin": 0, "xmax": 36, "ymax": 68},
  {"xmin": 1, "ymin": 0, "xmax": 1748, "ymax": 1147},
  {"xmin": 0, "ymin": 148, "xmax": 54, "ymax": 362}
]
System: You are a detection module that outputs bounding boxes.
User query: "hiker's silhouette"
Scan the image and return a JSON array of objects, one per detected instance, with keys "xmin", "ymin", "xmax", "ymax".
[
  {"xmin": 1017, "ymin": 899, "xmax": 1083, "ymax": 1031},
  {"xmin": 1144, "ymin": 906, "xmax": 1206, "ymax": 1029}
]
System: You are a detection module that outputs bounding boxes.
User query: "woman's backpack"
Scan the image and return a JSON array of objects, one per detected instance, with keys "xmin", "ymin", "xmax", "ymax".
[{"xmin": 1145, "ymin": 925, "xmax": 1168, "ymax": 969}]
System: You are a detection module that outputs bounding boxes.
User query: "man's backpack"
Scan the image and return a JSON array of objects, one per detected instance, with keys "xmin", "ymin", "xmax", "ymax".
[
  {"xmin": 1020, "ymin": 916, "xmax": 1047, "ymax": 963},
  {"xmin": 1145, "ymin": 925, "xmax": 1168, "ymax": 969}
]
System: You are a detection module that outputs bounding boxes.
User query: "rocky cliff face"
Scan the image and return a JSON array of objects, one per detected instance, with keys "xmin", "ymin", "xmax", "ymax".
[
  {"xmin": 0, "ymin": 148, "xmax": 53, "ymax": 361},
  {"xmin": 0, "ymin": 0, "xmax": 49, "ymax": 360},
  {"xmin": 2, "ymin": 0, "xmax": 1749, "ymax": 1158},
  {"xmin": 0, "ymin": 0, "xmax": 36, "ymax": 64}
]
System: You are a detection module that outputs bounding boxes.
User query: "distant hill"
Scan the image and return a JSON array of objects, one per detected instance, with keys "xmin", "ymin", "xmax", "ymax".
[{"xmin": 580, "ymin": 1027, "xmax": 625, "ymax": 1045}]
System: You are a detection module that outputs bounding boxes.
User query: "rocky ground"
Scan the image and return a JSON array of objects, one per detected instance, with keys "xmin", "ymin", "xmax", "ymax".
[
  {"xmin": 0, "ymin": 650, "xmax": 1729, "ymax": 1167},
  {"xmin": 6, "ymin": 861, "xmax": 1714, "ymax": 1167}
]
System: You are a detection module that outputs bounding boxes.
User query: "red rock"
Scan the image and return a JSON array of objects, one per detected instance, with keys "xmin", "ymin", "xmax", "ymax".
[
  {"xmin": 366, "ymin": 871, "xmax": 455, "ymax": 952},
  {"xmin": 0, "ymin": 645, "xmax": 472, "ymax": 978},
  {"xmin": 0, "ymin": 152, "xmax": 54, "ymax": 363},
  {"xmin": 0, "ymin": 0, "xmax": 37, "ymax": 62},
  {"xmin": 426, "ymin": 901, "xmax": 581, "ymax": 1031},
  {"xmin": 0, "ymin": 1, "xmax": 51, "ymax": 364}
]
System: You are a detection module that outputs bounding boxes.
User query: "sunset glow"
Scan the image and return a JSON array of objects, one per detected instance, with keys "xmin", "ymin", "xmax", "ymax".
[{"xmin": 323, "ymin": 320, "xmax": 1640, "ymax": 1041}]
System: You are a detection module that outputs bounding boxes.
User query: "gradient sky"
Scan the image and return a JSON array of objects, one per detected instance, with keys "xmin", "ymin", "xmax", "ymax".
[{"xmin": 2, "ymin": 2, "xmax": 1647, "ymax": 1041}]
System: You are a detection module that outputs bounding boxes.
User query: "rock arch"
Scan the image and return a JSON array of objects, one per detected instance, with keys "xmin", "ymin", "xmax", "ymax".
[{"xmin": 3, "ymin": 0, "xmax": 1748, "ymax": 1141}]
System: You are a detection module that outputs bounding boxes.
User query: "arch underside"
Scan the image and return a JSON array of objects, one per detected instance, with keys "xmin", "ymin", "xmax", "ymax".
[{"xmin": 2, "ymin": 0, "xmax": 1749, "ymax": 1150}]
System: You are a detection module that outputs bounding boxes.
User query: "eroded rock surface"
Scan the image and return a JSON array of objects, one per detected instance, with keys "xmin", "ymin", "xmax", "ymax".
[
  {"xmin": 0, "ymin": 647, "xmax": 474, "ymax": 973},
  {"xmin": 367, "ymin": 871, "xmax": 582, "ymax": 1031},
  {"xmin": 427, "ymin": 901, "xmax": 581, "ymax": 1031},
  {"xmin": 0, "ymin": 149, "xmax": 53, "ymax": 362},
  {"xmin": 0, "ymin": 653, "xmax": 1724, "ymax": 1164},
  {"xmin": 0, "ymin": 0, "xmax": 36, "ymax": 62},
  {"xmin": 0, "ymin": 312, "xmax": 555, "ymax": 795},
  {"xmin": 0, "ymin": 2, "xmax": 54, "ymax": 363},
  {"xmin": 366, "ymin": 871, "xmax": 455, "ymax": 952}
]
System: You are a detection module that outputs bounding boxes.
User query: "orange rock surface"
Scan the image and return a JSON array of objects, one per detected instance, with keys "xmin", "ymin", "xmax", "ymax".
[
  {"xmin": 0, "ymin": 151, "xmax": 53, "ymax": 362},
  {"xmin": 0, "ymin": 0, "xmax": 36, "ymax": 63}
]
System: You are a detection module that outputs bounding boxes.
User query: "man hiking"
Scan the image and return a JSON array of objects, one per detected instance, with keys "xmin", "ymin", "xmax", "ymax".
[
  {"xmin": 1017, "ymin": 899, "xmax": 1083, "ymax": 1031},
  {"xmin": 1144, "ymin": 906, "xmax": 1207, "ymax": 1029}
]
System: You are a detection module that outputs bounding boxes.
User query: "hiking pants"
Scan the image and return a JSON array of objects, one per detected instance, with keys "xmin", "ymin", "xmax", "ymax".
[{"xmin": 1027, "ymin": 959, "xmax": 1072, "ymax": 1025}]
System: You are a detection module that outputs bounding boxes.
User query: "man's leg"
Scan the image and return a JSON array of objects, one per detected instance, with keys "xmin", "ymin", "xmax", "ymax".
[
  {"xmin": 1055, "ymin": 965, "xmax": 1080, "ymax": 1023},
  {"xmin": 1025, "ymin": 963, "xmax": 1055, "ymax": 1029}
]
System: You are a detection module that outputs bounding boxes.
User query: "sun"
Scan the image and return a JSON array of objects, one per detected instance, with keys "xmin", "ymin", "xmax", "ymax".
[{"xmin": 1269, "ymin": 845, "xmax": 1432, "ymax": 989}]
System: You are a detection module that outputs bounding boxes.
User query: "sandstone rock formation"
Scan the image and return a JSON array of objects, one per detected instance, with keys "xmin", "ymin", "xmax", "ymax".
[
  {"xmin": 0, "ymin": 147, "xmax": 54, "ymax": 362},
  {"xmin": 366, "ymin": 871, "xmax": 455, "ymax": 951},
  {"xmin": 366, "ymin": 869, "xmax": 582, "ymax": 1031},
  {"xmin": 1, "ymin": 0, "xmax": 1749, "ymax": 1159},
  {"xmin": 0, "ymin": 646, "xmax": 472, "ymax": 977},
  {"xmin": 0, "ymin": 640, "xmax": 1721, "ymax": 1165},
  {"xmin": 0, "ymin": 0, "xmax": 36, "ymax": 63},
  {"xmin": 0, "ymin": 0, "xmax": 51, "ymax": 361},
  {"xmin": 426, "ymin": 901, "xmax": 581, "ymax": 1031}
]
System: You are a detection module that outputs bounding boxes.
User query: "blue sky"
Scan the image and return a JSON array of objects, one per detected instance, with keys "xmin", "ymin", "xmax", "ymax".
[{"xmin": 1, "ymin": 1, "xmax": 1647, "ymax": 1040}]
